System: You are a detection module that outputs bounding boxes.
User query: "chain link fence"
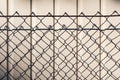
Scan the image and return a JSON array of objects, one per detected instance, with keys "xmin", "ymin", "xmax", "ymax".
[{"xmin": 0, "ymin": 11, "xmax": 120, "ymax": 80}]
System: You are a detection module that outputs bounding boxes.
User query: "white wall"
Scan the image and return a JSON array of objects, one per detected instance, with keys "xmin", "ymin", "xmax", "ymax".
[
  {"xmin": 101, "ymin": 0, "xmax": 120, "ymax": 80},
  {"xmin": 0, "ymin": 0, "xmax": 7, "ymax": 80},
  {"xmin": 0, "ymin": 0, "xmax": 120, "ymax": 80}
]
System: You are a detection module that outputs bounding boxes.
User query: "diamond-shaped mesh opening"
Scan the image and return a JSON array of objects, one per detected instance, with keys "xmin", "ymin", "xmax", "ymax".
[
  {"xmin": 9, "ymin": 17, "xmax": 30, "ymax": 29},
  {"xmin": 0, "ymin": 18, "xmax": 7, "ymax": 29},
  {"xmin": 32, "ymin": 30, "xmax": 53, "ymax": 80},
  {"xmin": 55, "ymin": 30, "xmax": 76, "ymax": 80},
  {"xmin": 0, "ymin": 31, "xmax": 7, "ymax": 80},
  {"xmin": 101, "ymin": 29, "xmax": 120, "ymax": 80},
  {"xmin": 54, "ymin": 15, "xmax": 77, "ymax": 28},
  {"xmin": 0, "ymin": 12, "xmax": 120, "ymax": 80},
  {"xmin": 8, "ymin": 31, "xmax": 31, "ymax": 80},
  {"xmin": 33, "ymin": 16, "xmax": 53, "ymax": 28},
  {"xmin": 78, "ymin": 30, "xmax": 100, "ymax": 80}
]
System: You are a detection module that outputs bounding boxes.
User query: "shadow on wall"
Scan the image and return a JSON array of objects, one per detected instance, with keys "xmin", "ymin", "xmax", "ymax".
[
  {"xmin": 114, "ymin": 0, "xmax": 120, "ymax": 1},
  {"xmin": 112, "ymin": 0, "xmax": 120, "ymax": 3},
  {"xmin": 0, "ymin": 67, "xmax": 29, "ymax": 80},
  {"xmin": 0, "ymin": 66, "xmax": 7, "ymax": 80}
]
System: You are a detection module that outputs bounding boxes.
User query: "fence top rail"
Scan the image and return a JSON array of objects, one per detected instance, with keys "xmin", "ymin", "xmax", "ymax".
[
  {"xmin": 0, "ymin": 15, "xmax": 120, "ymax": 17},
  {"xmin": 0, "ymin": 11, "xmax": 120, "ymax": 17}
]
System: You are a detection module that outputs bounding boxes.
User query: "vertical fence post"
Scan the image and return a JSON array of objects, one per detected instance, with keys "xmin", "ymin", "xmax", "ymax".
[
  {"xmin": 30, "ymin": 0, "xmax": 32, "ymax": 80},
  {"xmin": 99, "ymin": 0, "xmax": 102, "ymax": 80},
  {"xmin": 6, "ymin": 0, "xmax": 9, "ymax": 80},
  {"xmin": 53, "ymin": 0, "xmax": 55, "ymax": 79},
  {"xmin": 76, "ymin": 0, "xmax": 78, "ymax": 80}
]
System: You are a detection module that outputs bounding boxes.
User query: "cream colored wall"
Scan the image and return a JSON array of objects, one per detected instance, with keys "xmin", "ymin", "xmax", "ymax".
[
  {"xmin": 0, "ymin": 0, "xmax": 7, "ymax": 80},
  {"xmin": 101, "ymin": 0, "xmax": 120, "ymax": 80},
  {"xmin": 0, "ymin": 0, "xmax": 120, "ymax": 80},
  {"xmin": 8, "ymin": 0, "xmax": 30, "ymax": 79},
  {"xmin": 78, "ymin": 0, "xmax": 100, "ymax": 79},
  {"xmin": 32, "ymin": 0, "xmax": 53, "ymax": 79},
  {"xmin": 55, "ymin": 0, "xmax": 77, "ymax": 80}
]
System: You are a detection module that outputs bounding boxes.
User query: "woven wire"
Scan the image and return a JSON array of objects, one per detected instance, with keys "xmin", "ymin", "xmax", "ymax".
[{"xmin": 0, "ymin": 11, "xmax": 120, "ymax": 80}]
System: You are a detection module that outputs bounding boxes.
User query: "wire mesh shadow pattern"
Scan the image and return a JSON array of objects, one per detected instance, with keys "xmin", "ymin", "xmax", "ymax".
[{"xmin": 0, "ymin": 11, "xmax": 120, "ymax": 80}]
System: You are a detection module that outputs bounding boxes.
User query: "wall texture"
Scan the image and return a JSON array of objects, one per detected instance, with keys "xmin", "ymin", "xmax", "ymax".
[{"xmin": 0, "ymin": 0, "xmax": 120, "ymax": 80}]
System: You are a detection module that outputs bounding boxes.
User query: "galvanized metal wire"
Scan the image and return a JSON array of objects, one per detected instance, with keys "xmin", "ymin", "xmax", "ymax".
[{"xmin": 0, "ymin": 11, "xmax": 120, "ymax": 80}]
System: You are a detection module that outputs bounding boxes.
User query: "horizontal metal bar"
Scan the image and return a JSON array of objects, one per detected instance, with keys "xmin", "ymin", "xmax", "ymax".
[
  {"xmin": 0, "ymin": 28, "xmax": 120, "ymax": 31},
  {"xmin": 0, "ymin": 15, "xmax": 120, "ymax": 17}
]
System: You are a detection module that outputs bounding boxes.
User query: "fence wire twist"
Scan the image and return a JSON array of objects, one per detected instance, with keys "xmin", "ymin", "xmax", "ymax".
[{"xmin": 0, "ymin": 11, "xmax": 120, "ymax": 80}]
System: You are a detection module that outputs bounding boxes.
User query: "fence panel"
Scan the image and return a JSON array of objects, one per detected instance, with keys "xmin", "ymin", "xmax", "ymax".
[{"xmin": 0, "ymin": 12, "xmax": 120, "ymax": 80}]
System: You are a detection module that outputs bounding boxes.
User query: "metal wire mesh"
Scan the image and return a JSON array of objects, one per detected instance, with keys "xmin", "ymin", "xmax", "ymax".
[{"xmin": 0, "ymin": 11, "xmax": 120, "ymax": 80}]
